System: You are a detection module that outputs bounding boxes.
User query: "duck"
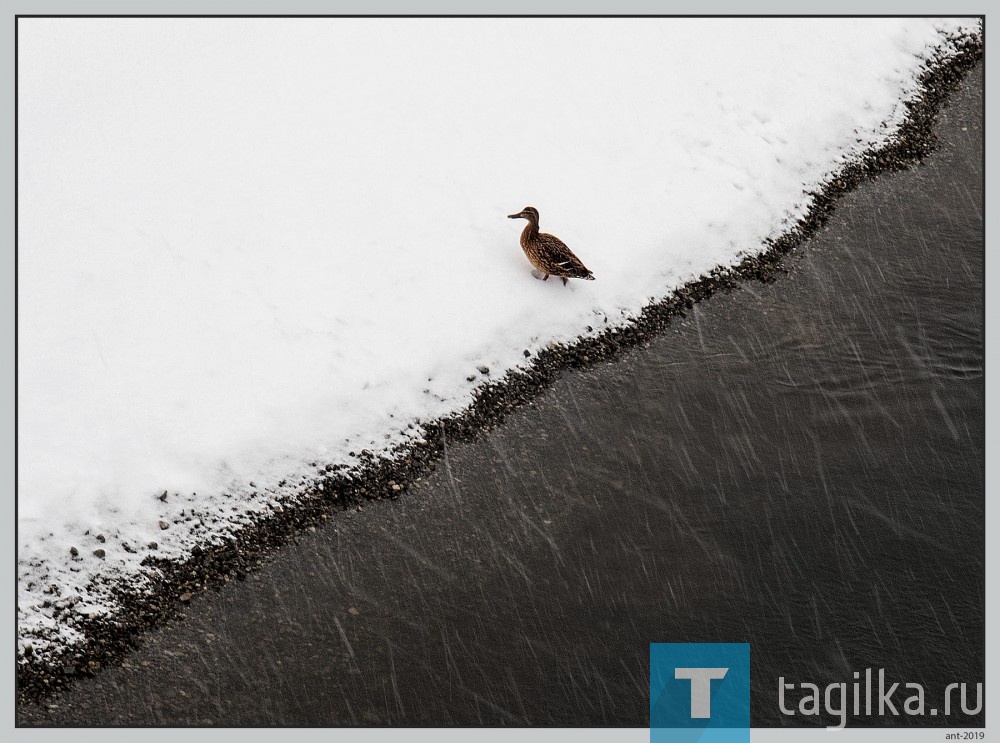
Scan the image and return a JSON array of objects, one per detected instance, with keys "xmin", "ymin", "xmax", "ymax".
[{"xmin": 507, "ymin": 206, "xmax": 595, "ymax": 285}]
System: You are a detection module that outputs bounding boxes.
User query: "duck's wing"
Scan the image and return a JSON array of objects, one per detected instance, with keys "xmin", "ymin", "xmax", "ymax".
[{"xmin": 538, "ymin": 233, "xmax": 594, "ymax": 278}]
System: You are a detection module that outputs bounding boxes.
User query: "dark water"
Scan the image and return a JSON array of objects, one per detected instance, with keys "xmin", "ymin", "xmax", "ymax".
[{"xmin": 19, "ymin": 66, "xmax": 983, "ymax": 727}]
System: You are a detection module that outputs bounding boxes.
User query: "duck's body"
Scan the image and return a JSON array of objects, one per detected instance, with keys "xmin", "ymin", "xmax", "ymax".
[{"xmin": 508, "ymin": 206, "xmax": 595, "ymax": 285}]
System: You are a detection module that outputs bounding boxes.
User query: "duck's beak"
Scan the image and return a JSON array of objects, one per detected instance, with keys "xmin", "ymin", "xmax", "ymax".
[{"xmin": 507, "ymin": 212, "xmax": 522, "ymax": 219}]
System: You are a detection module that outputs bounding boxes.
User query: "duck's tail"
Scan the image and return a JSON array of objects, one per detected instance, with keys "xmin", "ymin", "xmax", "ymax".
[{"xmin": 557, "ymin": 260, "xmax": 595, "ymax": 281}]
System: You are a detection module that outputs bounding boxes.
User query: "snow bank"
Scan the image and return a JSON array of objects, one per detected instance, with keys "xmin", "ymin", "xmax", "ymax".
[{"xmin": 17, "ymin": 17, "xmax": 978, "ymax": 651}]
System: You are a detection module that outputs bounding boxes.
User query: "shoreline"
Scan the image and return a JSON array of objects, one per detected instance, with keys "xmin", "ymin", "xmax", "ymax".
[{"xmin": 17, "ymin": 29, "xmax": 984, "ymax": 707}]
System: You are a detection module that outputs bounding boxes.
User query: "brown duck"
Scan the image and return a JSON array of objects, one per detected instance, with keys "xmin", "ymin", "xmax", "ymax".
[{"xmin": 508, "ymin": 206, "xmax": 595, "ymax": 285}]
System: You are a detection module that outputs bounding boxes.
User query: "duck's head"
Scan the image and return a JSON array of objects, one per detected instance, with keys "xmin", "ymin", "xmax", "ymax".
[{"xmin": 507, "ymin": 206, "xmax": 539, "ymax": 223}]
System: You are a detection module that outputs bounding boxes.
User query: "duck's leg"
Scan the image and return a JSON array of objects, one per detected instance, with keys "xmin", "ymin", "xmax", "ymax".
[
  {"xmin": 542, "ymin": 273, "xmax": 550, "ymax": 281},
  {"xmin": 561, "ymin": 276, "xmax": 568, "ymax": 286}
]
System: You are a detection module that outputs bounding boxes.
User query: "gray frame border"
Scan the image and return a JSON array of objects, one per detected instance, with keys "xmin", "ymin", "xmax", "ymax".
[{"xmin": 5, "ymin": 2, "xmax": 991, "ymax": 741}]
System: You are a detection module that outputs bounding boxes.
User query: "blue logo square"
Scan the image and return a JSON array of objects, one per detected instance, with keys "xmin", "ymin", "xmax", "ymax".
[{"xmin": 650, "ymin": 643, "xmax": 750, "ymax": 743}]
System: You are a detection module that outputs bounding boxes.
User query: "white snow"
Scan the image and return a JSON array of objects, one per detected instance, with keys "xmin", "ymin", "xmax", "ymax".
[{"xmin": 17, "ymin": 17, "xmax": 979, "ymax": 653}]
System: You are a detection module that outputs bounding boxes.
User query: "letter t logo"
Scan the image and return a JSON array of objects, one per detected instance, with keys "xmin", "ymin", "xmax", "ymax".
[{"xmin": 674, "ymin": 667, "xmax": 729, "ymax": 718}]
